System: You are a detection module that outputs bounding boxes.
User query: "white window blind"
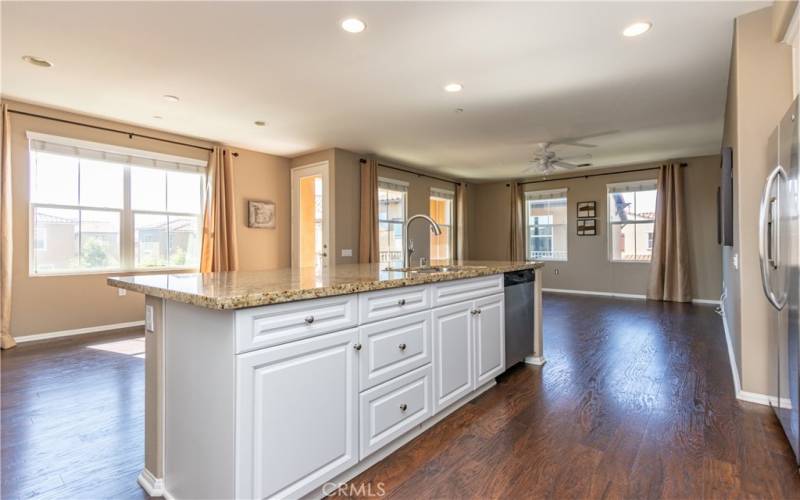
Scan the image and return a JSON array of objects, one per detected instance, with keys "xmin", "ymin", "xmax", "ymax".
[
  {"xmin": 378, "ymin": 177, "xmax": 409, "ymax": 193},
  {"xmin": 525, "ymin": 188, "xmax": 567, "ymax": 201},
  {"xmin": 607, "ymin": 180, "xmax": 657, "ymax": 194},
  {"xmin": 430, "ymin": 187, "xmax": 454, "ymax": 200},
  {"xmin": 27, "ymin": 132, "xmax": 207, "ymax": 173}
]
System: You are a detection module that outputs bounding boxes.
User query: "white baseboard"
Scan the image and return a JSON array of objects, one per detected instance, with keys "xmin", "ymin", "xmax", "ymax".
[
  {"xmin": 542, "ymin": 287, "xmax": 720, "ymax": 305},
  {"xmin": 542, "ymin": 288, "xmax": 646, "ymax": 300},
  {"xmin": 524, "ymin": 355, "xmax": 546, "ymax": 366},
  {"xmin": 137, "ymin": 468, "xmax": 164, "ymax": 497},
  {"xmin": 15, "ymin": 320, "xmax": 145, "ymax": 344}
]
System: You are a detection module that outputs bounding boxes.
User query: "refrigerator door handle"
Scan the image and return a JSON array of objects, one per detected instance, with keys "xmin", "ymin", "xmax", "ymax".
[{"xmin": 759, "ymin": 165, "xmax": 788, "ymax": 310}]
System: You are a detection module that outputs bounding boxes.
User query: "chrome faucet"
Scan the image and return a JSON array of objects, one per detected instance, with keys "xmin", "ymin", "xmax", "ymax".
[{"xmin": 405, "ymin": 214, "xmax": 442, "ymax": 268}]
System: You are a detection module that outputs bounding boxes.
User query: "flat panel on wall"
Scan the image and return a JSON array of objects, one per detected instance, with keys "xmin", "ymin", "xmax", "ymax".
[{"xmin": 721, "ymin": 147, "xmax": 734, "ymax": 246}]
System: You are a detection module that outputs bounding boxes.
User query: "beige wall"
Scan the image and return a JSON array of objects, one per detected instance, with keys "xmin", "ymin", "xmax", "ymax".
[
  {"xmin": 722, "ymin": 6, "xmax": 794, "ymax": 396},
  {"xmin": 4, "ymin": 99, "xmax": 291, "ymax": 337},
  {"xmin": 470, "ymin": 155, "xmax": 723, "ymax": 301}
]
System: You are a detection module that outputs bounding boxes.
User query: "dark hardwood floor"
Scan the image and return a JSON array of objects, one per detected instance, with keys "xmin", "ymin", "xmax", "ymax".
[
  {"xmin": 1, "ymin": 328, "xmax": 149, "ymax": 499},
  {"xmin": 2, "ymin": 294, "xmax": 799, "ymax": 499},
  {"xmin": 348, "ymin": 294, "xmax": 800, "ymax": 499}
]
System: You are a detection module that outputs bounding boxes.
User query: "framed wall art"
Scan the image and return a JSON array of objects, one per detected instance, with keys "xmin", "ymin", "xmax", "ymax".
[
  {"xmin": 577, "ymin": 218, "xmax": 597, "ymax": 236},
  {"xmin": 248, "ymin": 200, "xmax": 276, "ymax": 229},
  {"xmin": 577, "ymin": 201, "xmax": 596, "ymax": 218}
]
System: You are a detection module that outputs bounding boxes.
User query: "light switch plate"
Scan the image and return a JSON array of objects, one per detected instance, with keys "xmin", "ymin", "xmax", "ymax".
[
  {"xmin": 342, "ymin": 249, "xmax": 353, "ymax": 257},
  {"xmin": 145, "ymin": 305, "xmax": 155, "ymax": 332},
  {"xmin": 118, "ymin": 288, "xmax": 127, "ymax": 296}
]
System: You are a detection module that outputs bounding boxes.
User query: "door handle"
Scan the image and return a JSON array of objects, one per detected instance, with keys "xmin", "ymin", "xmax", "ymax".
[{"xmin": 759, "ymin": 165, "xmax": 788, "ymax": 310}]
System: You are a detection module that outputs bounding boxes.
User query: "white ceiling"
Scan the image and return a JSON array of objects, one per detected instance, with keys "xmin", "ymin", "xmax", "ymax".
[{"xmin": 1, "ymin": 1, "xmax": 766, "ymax": 180}]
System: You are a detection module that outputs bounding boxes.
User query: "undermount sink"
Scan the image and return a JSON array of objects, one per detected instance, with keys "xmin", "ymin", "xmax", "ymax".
[{"xmin": 385, "ymin": 265, "xmax": 488, "ymax": 274}]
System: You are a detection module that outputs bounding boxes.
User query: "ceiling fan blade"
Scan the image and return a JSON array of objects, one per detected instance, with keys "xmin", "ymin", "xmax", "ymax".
[{"xmin": 558, "ymin": 153, "xmax": 592, "ymax": 161}]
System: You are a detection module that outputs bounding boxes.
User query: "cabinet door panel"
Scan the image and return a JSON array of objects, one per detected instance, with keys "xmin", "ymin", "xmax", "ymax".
[
  {"xmin": 475, "ymin": 293, "xmax": 505, "ymax": 386},
  {"xmin": 235, "ymin": 329, "xmax": 358, "ymax": 499},
  {"xmin": 432, "ymin": 301, "xmax": 474, "ymax": 413}
]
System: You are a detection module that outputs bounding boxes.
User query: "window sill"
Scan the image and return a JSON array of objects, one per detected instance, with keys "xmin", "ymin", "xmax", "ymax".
[
  {"xmin": 29, "ymin": 267, "xmax": 199, "ymax": 278},
  {"xmin": 529, "ymin": 258, "xmax": 568, "ymax": 262},
  {"xmin": 609, "ymin": 260, "xmax": 652, "ymax": 264}
]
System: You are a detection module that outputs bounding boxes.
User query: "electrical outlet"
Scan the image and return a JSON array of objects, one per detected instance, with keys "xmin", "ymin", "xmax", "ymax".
[
  {"xmin": 145, "ymin": 305, "xmax": 155, "ymax": 333},
  {"xmin": 554, "ymin": 268, "xmax": 559, "ymax": 275},
  {"xmin": 118, "ymin": 287, "xmax": 127, "ymax": 296},
  {"xmin": 341, "ymin": 249, "xmax": 353, "ymax": 257}
]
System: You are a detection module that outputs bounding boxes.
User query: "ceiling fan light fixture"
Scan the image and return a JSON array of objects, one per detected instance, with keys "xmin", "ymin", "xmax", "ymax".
[{"xmin": 623, "ymin": 21, "xmax": 652, "ymax": 37}]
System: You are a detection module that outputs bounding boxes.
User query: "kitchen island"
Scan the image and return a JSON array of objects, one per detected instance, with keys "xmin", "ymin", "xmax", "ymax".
[{"xmin": 109, "ymin": 261, "xmax": 544, "ymax": 500}]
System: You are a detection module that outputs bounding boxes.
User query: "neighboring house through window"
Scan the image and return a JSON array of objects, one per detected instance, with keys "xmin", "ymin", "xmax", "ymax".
[
  {"xmin": 525, "ymin": 189, "xmax": 568, "ymax": 261},
  {"xmin": 28, "ymin": 132, "xmax": 206, "ymax": 275},
  {"xmin": 429, "ymin": 188, "xmax": 454, "ymax": 263},
  {"xmin": 377, "ymin": 177, "xmax": 408, "ymax": 268},
  {"xmin": 607, "ymin": 180, "xmax": 657, "ymax": 262}
]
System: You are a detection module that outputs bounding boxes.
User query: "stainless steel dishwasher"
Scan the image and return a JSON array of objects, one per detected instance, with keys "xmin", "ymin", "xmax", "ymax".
[{"xmin": 504, "ymin": 269, "xmax": 535, "ymax": 368}]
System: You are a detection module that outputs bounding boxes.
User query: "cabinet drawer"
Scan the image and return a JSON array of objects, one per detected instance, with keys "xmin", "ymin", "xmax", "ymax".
[
  {"xmin": 235, "ymin": 295, "xmax": 358, "ymax": 354},
  {"xmin": 358, "ymin": 311, "xmax": 432, "ymax": 391},
  {"xmin": 432, "ymin": 275, "xmax": 503, "ymax": 306},
  {"xmin": 358, "ymin": 285, "xmax": 430, "ymax": 324},
  {"xmin": 359, "ymin": 364, "xmax": 433, "ymax": 460}
]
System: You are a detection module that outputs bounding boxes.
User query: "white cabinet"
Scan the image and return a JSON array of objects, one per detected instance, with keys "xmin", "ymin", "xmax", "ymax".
[
  {"xmin": 432, "ymin": 301, "xmax": 475, "ymax": 413},
  {"xmin": 474, "ymin": 293, "xmax": 505, "ymax": 387},
  {"xmin": 432, "ymin": 293, "xmax": 505, "ymax": 414},
  {"xmin": 358, "ymin": 311, "xmax": 432, "ymax": 391},
  {"xmin": 235, "ymin": 328, "xmax": 359, "ymax": 499}
]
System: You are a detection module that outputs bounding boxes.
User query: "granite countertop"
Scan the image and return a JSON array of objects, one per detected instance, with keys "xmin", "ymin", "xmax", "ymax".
[{"xmin": 107, "ymin": 261, "xmax": 544, "ymax": 310}]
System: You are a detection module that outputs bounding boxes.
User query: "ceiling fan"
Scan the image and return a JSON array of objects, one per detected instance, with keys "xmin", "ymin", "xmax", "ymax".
[{"xmin": 526, "ymin": 142, "xmax": 592, "ymax": 175}]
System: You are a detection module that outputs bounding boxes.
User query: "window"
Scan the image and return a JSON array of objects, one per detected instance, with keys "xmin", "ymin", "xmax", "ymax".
[
  {"xmin": 525, "ymin": 189, "xmax": 567, "ymax": 261},
  {"xmin": 429, "ymin": 188, "xmax": 454, "ymax": 263},
  {"xmin": 378, "ymin": 178, "xmax": 407, "ymax": 268},
  {"xmin": 607, "ymin": 180, "xmax": 657, "ymax": 262},
  {"xmin": 28, "ymin": 132, "xmax": 206, "ymax": 275}
]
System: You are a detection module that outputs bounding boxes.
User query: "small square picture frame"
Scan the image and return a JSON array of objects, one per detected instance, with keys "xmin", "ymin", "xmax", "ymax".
[
  {"xmin": 248, "ymin": 200, "xmax": 276, "ymax": 229},
  {"xmin": 577, "ymin": 218, "xmax": 597, "ymax": 236},
  {"xmin": 577, "ymin": 201, "xmax": 596, "ymax": 219}
]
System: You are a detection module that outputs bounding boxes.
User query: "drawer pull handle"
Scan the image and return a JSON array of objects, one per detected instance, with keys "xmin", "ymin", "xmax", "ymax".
[
  {"xmin": 398, "ymin": 343, "xmax": 407, "ymax": 351},
  {"xmin": 400, "ymin": 403, "xmax": 408, "ymax": 412},
  {"xmin": 397, "ymin": 298, "xmax": 406, "ymax": 306},
  {"xmin": 304, "ymin": 316, "xmax": 315, "ymax": 324},
  {"xmin": 353, "ymin": 343, "xmax": 362, "ymax": 351}
]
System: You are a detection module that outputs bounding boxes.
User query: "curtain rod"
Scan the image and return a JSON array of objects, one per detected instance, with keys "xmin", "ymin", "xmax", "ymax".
[
  {"xmin": 519, "ymin": 162, "xmax": 689, "ymax": 186},
  {"xmin": 361, "ymin": 158, "xmax": 461, "ymax": 186},
  {"xmin": 6, "ymin": 109, "xmax": 234, "ymax": 155}
]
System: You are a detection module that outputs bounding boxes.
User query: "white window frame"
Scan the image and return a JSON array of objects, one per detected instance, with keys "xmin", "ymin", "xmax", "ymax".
[
  {"xmin": 27, "ymin": 132, "xmax": 207, "ymax": 276},
  {"xmin": 525, "ymin": 188, "xmax": 568, "ymax": 262},
  {"xmin": 606, "ymin": 180, "xmax": 658, "ymax": 264},
  {"xmin": 377, "ymin": 177, "xmax": 408, "ymax": 267},
  {"xmin": 429, "ymin": 187, "xmax": 455, "ymax": 262}
]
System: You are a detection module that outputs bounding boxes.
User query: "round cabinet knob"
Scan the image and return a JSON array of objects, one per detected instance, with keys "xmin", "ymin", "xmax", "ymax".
[
  {"xmin": 397, "ymin": 298, "xmax": 406, "ymax": 306},
  {"xmin": 470, "ymin": 309, "xmax": 479, "ymax": 315},
  {"xmin": 400, "ymin": 403, "xmax": 408, "ymax": 412},
  {"xmin": 398, "ymin": 343, "xmax": 407, "ymax": 351},
  {"xmin": 353, "ymin": 343, "xmax": 362, "ymax": 351},
  {"xmin": 304, "ymin": 316, "xmax": 315, "ymax": 324},
  {"xmin": 476, "ymin": 309, "xmax": 482, "ymax": 315}
]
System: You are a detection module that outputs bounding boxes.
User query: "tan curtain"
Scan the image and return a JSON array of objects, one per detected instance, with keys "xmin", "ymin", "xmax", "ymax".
[
  {"xmin": 455, "ymin": 183, "xmax": 469, "ymax": 262},
  {"xmin": 647, "ymin": 164, "xmax": 692, "ymax": 302},
  {"xmin": 200, "ymin": 147, "xmax": 239, "ymax": 272},
  {"xmin": 509, "ymin": 182, "xmax": 525, "ymax": 261},
  {"xmin": 359, "ymin": 159, "xmax": 379, "ymax": 263},
  {"xmin": 1, "ymin": 105, "xmax": 14, "ymax": 349}
]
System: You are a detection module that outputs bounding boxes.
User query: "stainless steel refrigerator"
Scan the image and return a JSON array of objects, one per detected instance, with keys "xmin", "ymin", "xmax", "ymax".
[{"xmin": 760, "ymin": 97, "xmax": 800, "ymax": 466}]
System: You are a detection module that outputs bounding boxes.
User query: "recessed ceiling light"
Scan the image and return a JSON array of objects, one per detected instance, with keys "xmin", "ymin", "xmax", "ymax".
[
  {"xmin": 455, "ymin": 108, "xmax": 464, "ymax": 113},
  {"xmin": 623, "ymin": 21, "xmax": 652, "ymax": 37},
  {"xmin": 444, "ymin": 83, "xmax": 463, "ymax": 93},
  {"xmin": 341, "ymin": 18, "xmax": 366, "ymax": 33},
  {"xmin": 254, "ymin": 120, "xmax": 266, "ymax": 127},
  {"xmin": 22, "ymin": 55, "xmax": 52, "ymax": 68},
  {"xmin": 153, "ymin": 115, "xmax": 163, "ymax": 120},
  {"xmin": 163, "ymin": 95, "xmax": 180, "ymax": 103}
]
